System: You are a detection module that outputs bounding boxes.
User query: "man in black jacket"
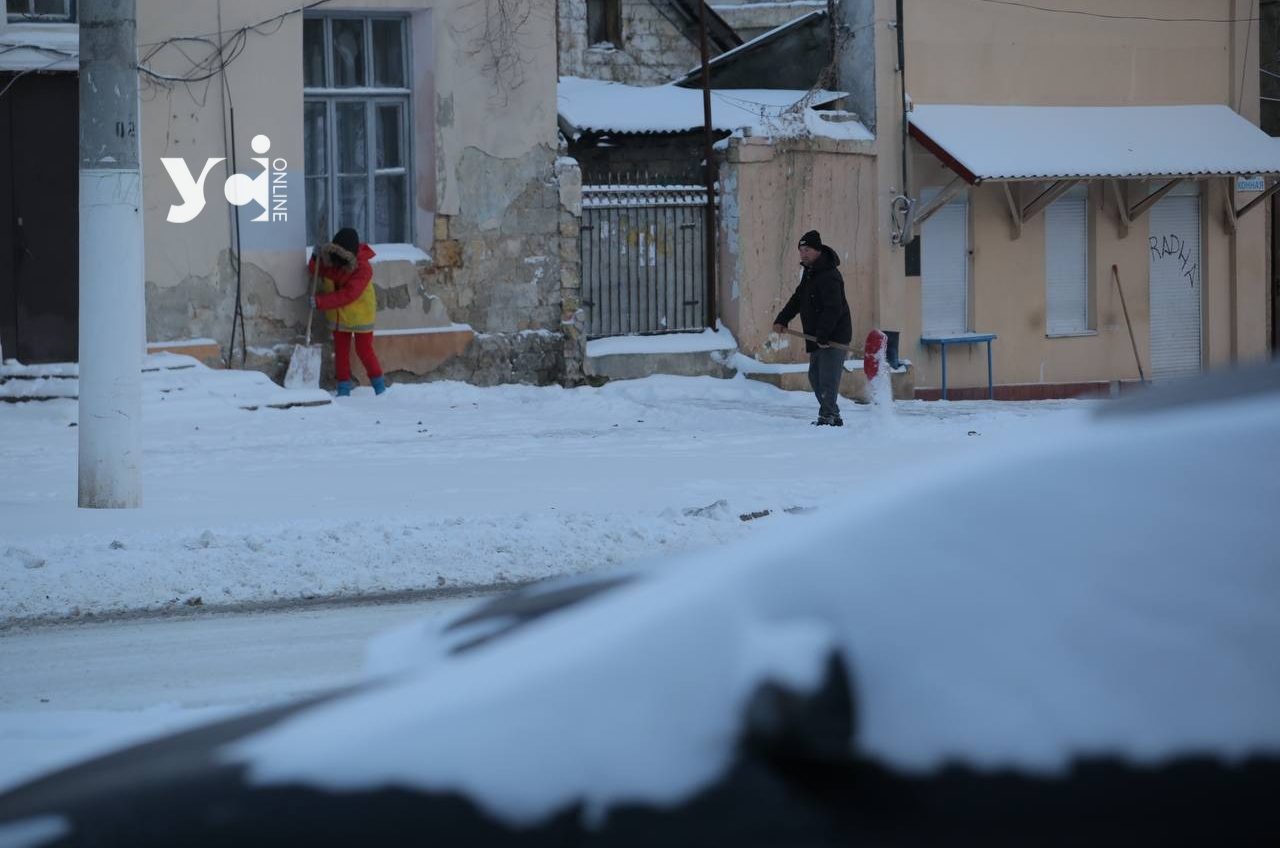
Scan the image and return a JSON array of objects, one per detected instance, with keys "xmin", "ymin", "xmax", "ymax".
[{"xmin": 773, "ymin": 230, "xmax": 853, "ymax": 426}]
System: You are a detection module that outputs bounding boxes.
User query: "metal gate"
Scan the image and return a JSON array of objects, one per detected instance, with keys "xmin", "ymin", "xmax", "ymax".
[{"xmin": 580, "ymin": 184, "xmax": 711, "ymax": 338}]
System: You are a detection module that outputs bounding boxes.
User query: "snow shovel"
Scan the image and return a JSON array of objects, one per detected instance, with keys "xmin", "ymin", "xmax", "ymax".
[{"xmin": 283, "ymin": 233, "xmax": 325, "ymax": 390}]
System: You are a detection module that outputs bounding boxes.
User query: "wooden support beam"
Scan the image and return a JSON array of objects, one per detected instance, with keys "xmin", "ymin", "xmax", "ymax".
[
  {"xmin": 1127, "ymin": 178, "xmax": 1184, "ymax": 221},
  {"xmin": 1235, "ymin": 178, "xmax": 1280, "ymax": 220},
  {"xmin": 1223, "ymin": 177, "xmax": 1238, "ymax": 234},
  {"xmin": 1002, "ymin": 183, "xmax": 1022, "ymax": 240},
  {"xmin": 912, "ymin": 175, "xmax": 968, "ymax": 229},
  {"xmin": 1021, "ymin": 179, "xmax": 1080, "ymax": 223},
  {"xmin": 1110, "ymin": 180, "xmax": 1130, "ymax": 239}
]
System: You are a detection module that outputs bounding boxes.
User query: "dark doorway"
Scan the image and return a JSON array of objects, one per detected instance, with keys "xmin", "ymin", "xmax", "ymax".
[{"xmin": 0, "ymin": 71, "xmax": 78, "ymax": 364}]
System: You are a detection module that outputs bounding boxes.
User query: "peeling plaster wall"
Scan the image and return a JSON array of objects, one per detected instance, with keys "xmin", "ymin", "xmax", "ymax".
[
  {"xmin": 558, "ymin": 0, "xmax": 703, "ymax": 85},
  {"xmin": 139, "ymin": 0, "xmax": 571, "ymax": 384}
]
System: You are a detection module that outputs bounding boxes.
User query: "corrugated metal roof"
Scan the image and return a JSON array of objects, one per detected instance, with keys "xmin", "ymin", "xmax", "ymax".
[{"xmin": 909, "ymin": 104, "xmax": 1280, "ymax": 182}]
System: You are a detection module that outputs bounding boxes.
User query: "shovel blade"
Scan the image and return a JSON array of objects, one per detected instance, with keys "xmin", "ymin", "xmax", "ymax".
[{"xmin": 283, "ymin": 344, "xmax": 323, "ymax": 390}]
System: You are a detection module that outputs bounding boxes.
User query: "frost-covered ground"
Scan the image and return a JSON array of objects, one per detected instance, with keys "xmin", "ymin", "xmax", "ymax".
[
  {"xmin": 3, "ymin": 363, "xmax": 1275, "ymax": 838},
  {"xmin": 0, "ymin": 357, "xmax": 1091, "ymax": 624}
]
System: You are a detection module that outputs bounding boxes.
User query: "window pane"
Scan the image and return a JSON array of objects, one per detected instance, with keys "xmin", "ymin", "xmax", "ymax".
[
  {"xmin": 335, "ymin": 102, "xmax": 367, "ymax": 175},
  {"xmin": 587, "ymin": 0, "xmax": 607, "ymax": 45},
  {"xmin": 7, "ymin": 1, "xmax": 27, "ymax": 15},
  {"xmin": 31, "ymin": 0, "xmax": 69, "ymax": 15},
  {"xmin": 376, "ymin": 104, "xmax": 403, "ymax": 170},
  {"xmin": 304, "ymin": 102, "xmax": 327, "ymax": 177},
  {"xmin": 375, "ymin": 175, "xmax": 407, "ymax": 243},
  {"xmin": 338, "ymin": 177, "xmax": 369, "ymax": 239},
  {"xmin": 306, "ymin": 177, "xmax": 330, "ymax": 243},
  {"xmin": 331, "ymin": 19, "xmax": 366, "ymax": 88},
  {"xmin": 371, "ymin": 20, "xmax": 406, "ymax": 88},
  {"xmin": 303, "ymin": 19, "xmax": 326, "ymax": 88}
]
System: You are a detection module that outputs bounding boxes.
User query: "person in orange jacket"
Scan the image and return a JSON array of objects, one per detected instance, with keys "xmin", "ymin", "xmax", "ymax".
[{"xmin": 307, "ymin": 227, "xmax": 385, "ymax": 396}]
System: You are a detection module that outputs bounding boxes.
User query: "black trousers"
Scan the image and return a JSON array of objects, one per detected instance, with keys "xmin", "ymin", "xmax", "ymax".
[{"xmin": 807, "ymin": 347, "xmax": 845, "ymax": 419}]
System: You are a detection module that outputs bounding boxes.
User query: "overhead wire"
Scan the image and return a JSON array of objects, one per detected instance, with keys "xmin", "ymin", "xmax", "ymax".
[{"xmin": 970, "ymin": 0, "xmax": 1261, "ymax": 24}]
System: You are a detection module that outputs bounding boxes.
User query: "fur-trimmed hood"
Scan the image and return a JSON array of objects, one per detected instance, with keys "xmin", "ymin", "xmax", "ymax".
[{"xmin": 320, "ymin": 242, "xmax": 376, "ymax": 271}]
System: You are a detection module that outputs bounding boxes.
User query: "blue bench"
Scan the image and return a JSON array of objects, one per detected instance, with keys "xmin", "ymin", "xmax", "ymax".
[{"xmin": 920, "ymin": 333, "xmax": 997, "ymax": 400}]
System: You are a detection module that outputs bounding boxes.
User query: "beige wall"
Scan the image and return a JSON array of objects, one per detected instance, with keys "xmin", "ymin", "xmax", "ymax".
[
  {"xmin": 719, "ymin": 138, "xmax": 877, "ymax": 361},
  {"xmin": 904, "ymin": 0, "xmax": 1238, "ymax": 108},
  {"xmin": 139, "ymin": 0, "xmax": 562, "ymax": 365},
  {"xmin": 863, "ymin": 0, "xmax": 1272, "ymax": 392}
]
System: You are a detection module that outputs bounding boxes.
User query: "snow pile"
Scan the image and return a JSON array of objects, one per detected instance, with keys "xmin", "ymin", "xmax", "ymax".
[
  {"xmin": 0, "ymin": 361, "xmax": 1089, "ymax": 623},
  {"xmin": 865, "ymin": 332, "xmax": 894, "ymax": 410},
  {"xmin": 225, "ymin": 383, "xmax": 1280, "ymax": 827},
  {"xmin": 368, "ymin": 244, "xmax": 432, "ymax": 265},
  {"xmin": 804, "ymin": 109, "xmax": 875, "ymax": 142},
  {"xmin": 585, "ymin": 325, "xmax": 737, "ymax": 358}
]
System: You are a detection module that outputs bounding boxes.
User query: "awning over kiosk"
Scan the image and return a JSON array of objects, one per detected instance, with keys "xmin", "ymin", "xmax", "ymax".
[{"xmin": 905, "ymin": 104, "xmax": 1280, "ymax": 236}]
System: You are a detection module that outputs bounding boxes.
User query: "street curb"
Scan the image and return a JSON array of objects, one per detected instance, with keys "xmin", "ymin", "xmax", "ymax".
[{"xmin": 0, "ymin": 579, "xmax": 539, "ymax": 633}]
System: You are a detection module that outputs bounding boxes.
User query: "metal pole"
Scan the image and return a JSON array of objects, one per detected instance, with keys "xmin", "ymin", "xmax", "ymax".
[
  {"xmin": 696, "ymin": 0, "xmax": 717, "ymax": 329},
  {"xmin": 78, "ymin": 0, "xmax": 144, "ymax": 508}
]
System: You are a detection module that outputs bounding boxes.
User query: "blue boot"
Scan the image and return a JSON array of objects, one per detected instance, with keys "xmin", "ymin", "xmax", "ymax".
[
  {"xmin": 370, "ymin": 375, "xmax": 387, "ymax": 395},
  {"xmin": 336, "ymin": 380, "xmax": 352, "ymax": 397}
]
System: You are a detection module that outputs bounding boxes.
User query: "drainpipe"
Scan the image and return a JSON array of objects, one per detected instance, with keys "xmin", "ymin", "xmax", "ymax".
[
  {"xmin": 697, "ymin": 0, "xmax": 717, "ymax": 330},
  {"xmin": 897, "ymin": 0, "xmax": 907, "ymax": 193},
  {"xmin": 78, "ymin": 0, "xmax": 144, "ymax": 508}
]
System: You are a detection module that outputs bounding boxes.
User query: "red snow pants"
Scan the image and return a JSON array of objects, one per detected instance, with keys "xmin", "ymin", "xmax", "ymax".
[{"xmin": 333, "ymin": 330, "xmax": 383, "ymax": 382}]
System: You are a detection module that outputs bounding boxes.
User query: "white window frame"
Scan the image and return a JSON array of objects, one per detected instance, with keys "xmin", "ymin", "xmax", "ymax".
[
  {"xmin": 6, "ymin": 0, "xmax": 74, "ymax": 21},
  {"xmin": 1044, "ymin": 184, "xmax": 1092, "ymax": 337},
  {"xmin": 303, "ymin": 13, "xmax": 413, "ymax": 245}
]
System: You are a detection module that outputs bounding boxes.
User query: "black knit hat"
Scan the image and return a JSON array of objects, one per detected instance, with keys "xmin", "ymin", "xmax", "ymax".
[
  {"xmin": 333, "ymin": 227, "xmax": 360, "ymax": 255},
  {"xmin": 798, "ymin": 230, "xmax": 822, "ymax": 250}
]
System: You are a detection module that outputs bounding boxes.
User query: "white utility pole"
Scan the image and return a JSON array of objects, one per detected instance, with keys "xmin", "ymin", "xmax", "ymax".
[{"xmin": 78, "ymin": 0, "xmax": 144, "ymax": 508}]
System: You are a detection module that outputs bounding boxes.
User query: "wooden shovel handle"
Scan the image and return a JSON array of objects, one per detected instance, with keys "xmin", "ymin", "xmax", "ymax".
[
  {"xmin": 305, "ymin": 217, "xmax": 328, "ymax": 347},
  {"xmin": 780, "ymin": 328, "xmax": 863, "ymax": 356}
]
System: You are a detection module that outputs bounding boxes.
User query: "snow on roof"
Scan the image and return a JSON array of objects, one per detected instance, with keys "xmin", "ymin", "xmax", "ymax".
[
  {"xmin": 0, "ymin": 23, "xmax": 78, "ymax": 72},
  {"xmin": 558, "ymin": 76, "xmax": 858, "ymax": 138},
  {"xmin": 909, "ymin": 104, "xmax": 1280, "ymax": 182}
]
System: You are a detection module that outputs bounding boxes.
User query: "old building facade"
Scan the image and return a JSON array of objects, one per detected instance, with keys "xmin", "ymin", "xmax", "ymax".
[
  {"xmin": 557, "ymin": 0, "xmax": 739, "ymax": 86},
  {"xmin": 723, "ymin": 0, "xmax": 1276, "ymax": 399},
  {"xmin": 3, "ymin": 0, "xmax": 582, "ymax": 386}
]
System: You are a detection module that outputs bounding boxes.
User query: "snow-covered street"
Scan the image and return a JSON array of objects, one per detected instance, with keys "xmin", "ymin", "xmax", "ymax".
[
  {"xmin": 0, "ymin": 595, "xmax": 479, "ymax": 793},
  {"xmin": 0, "ymin": 358, "xmax": 1093, "ymax": 797},
  {"xmin": 0, "ymin": 357, "xmax": 1092, "ymax": 624},
  {"xmin": 0, "ymin": 356, "xmax": 1095, "ymax": 799}
]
